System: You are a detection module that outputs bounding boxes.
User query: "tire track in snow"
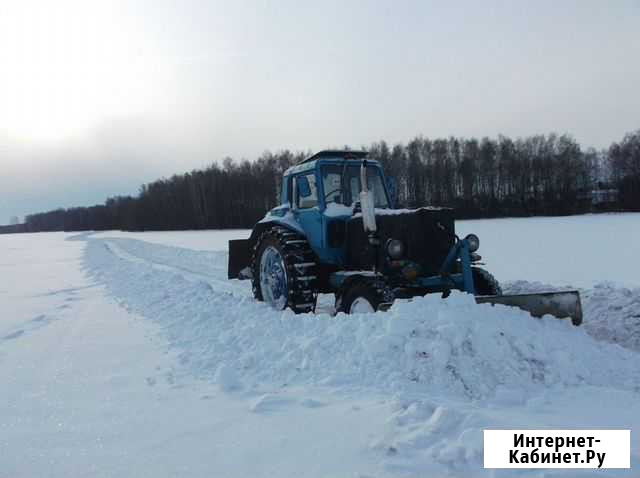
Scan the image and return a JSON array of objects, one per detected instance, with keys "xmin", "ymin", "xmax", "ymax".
[
  {"xmin": 102, "ymin": 239, "xmax": 337, "ymax": 314},
  {"xmin": 103, "ymin": 240, "xmax": 246, "ymax": 297},
  {"xmin": 1, "ymin": 315, "xmax": 60, "ymax": 345}
]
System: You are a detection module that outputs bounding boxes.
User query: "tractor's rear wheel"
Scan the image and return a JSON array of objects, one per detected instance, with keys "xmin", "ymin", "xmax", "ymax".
[
  {"xmin": 336, "ymin": 278, "xmax": 395, "ymax": 314},
  {"xmin": 471, "ymin": 267, "xmax": 502, "ymax": 296},
  {"xmin": 251, "ymin": 227, "xmax": 317, "ymax": 313}
]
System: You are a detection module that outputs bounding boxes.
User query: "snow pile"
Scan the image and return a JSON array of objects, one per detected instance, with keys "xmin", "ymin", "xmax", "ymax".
[
  {"xmin": 581, "ymin": 283, "xmax": 640, "ymax": 352},
  {"xmin": 93, "ymin": 229, "xmax": 250, "ymax": 251},
  {"xmin": 214, "ymin": 363, "xmax": 242, "ymax": 392},
  {"xmin": 371, "ymin": 296, "xmax": 639, "ymax": 398},
  {"xmin": 84, "ymin": 237, "xmax": 640, "ymax": 401},
  {"xmin": 372, "ymin": 398, "xmax": 486, "ymax": 473},
  {"xmin": 505, "ymin": 280, "xmax": 640, "ymax": 352},
  {"xmin": 503, "ymin": 280, "xmax": 565, "ymax": 294},
  {"xmin": 103, "ymin": 237, "xmax": 230, "ymax": 274}
]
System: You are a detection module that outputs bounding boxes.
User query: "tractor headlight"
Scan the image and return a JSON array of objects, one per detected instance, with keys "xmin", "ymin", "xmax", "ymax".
[
  {"xmin": 465, "ymin": 233, "xmax": 480, "ymax": 252},
  {"xmin": 386, "ymin": 239, "xmax": 405, "ymax": 259}
]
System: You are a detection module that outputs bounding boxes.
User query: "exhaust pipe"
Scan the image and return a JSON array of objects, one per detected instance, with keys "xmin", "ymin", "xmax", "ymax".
[
  {"xmin": 360, "ymin": 160, "xmax": 377, "ymax": 233},
  {"xmin": 359, "ymin": 160, "xmax": 381, "ymax": 272}
]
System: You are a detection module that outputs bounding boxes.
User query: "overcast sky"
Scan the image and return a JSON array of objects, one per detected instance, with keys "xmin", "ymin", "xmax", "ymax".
[{"xmin": 1, "ymin": 0, "xmax": 639, "ymax": 223}]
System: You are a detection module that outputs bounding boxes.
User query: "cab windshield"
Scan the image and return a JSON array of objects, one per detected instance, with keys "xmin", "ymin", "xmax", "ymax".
[{"xmin": 321, "ymin": 164, "xmax": 389, "ymax": 208}]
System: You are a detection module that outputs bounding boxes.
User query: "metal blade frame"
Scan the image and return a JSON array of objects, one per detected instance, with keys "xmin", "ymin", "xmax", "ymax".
[{"xmin": 475, "ymin": 290, "xmax": 583, "ymax": 326}]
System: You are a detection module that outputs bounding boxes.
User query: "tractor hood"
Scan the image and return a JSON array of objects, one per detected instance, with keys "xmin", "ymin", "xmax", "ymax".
[{"xmin": 344, "ymin": 207, "xmax": 455, "ymax": 276}]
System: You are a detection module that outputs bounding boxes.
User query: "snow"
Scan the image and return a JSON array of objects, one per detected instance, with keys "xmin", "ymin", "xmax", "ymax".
[
  {"xmin": 93, "ymin": 228, "xmax": 250, "ymax": 251},
  {"xmin": 324, "ymin": 202, "xmax": 354, "ymax": 217},
  {"xmin": 214, "ymin": 363, "xmax": 242, "ymax": 392},
  {"xmin": 0, "ymin": 233, "xmax": 385, "ymax": 478},
  {"xmin": 258, "ymin": 208, "xmax": 305, "ymax": 234},
  {"xmin": 2, "ymin": 213, "xmax": 640, "ymax": 477},
  {"xmin": 83, "ymin": 237, "xmax": 640, "ymax": 397},
  {"xmin": 505, "ymin": 279, "xmax": 640, "ymax": 352}
]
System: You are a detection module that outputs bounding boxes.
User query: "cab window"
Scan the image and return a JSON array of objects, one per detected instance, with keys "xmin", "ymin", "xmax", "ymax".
[
  {"xmin": 321, "ymin": 164, "xmax": 389, "ymax": 208},
  {"xmin": 295, "ymin": 173, "xmax": 318, "ymax": 209}
]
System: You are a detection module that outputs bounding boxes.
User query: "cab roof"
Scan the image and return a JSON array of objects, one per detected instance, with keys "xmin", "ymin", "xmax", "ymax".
[
  {"xmin": 298, "ymin": 149, "xmax": 368, "ymax": 164},
  {"xmin": 285, "ymin": 150, "xmax": 374, "ymax": 176}
]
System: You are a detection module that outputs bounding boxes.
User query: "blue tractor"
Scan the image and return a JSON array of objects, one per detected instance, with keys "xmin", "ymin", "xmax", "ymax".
[{"xmin": 228, "ymin": 150, "xmax": 582, "ymax": 324}]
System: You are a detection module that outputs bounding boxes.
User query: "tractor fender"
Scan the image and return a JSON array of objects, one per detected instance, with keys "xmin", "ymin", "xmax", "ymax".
[
  {"xmin": 329, "ymin": 270, "xmax": 380, "ymax": 290},
  {"xmin": 248, "ymin": 219, "xmax": 304, "ymax": 250},
  {"xmin": 228, "ymin": 220, "xmax": 303, "ymax": 280},
  {"xmin": 334, "ymin": 274, "xmax": 365, "ymax": 313},
  {"xmin": 333, "ymin": 272, "xmax": 394, "ymax": 313}
]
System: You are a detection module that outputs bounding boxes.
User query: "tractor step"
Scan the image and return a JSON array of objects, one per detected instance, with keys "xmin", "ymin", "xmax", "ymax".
[
  {"xmin": 295, "ymin": 302, "xmax": 315, "ymax": 309},
  {"xmin": 475, "ymin": 290, "xmax": 582, "ymax": 326},
  {"xmin": 377, "ymin": 302, "xmax": 393, "ymax": 312}
]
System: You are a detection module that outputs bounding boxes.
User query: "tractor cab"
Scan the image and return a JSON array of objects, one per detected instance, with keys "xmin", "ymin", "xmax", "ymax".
[
  {"xmin": 282, "ymin": 151, "xmax": 390, "ymax": 212},
  {"xmin": 277, "ymin": 151, "xmax": 391, "ymax": 265}
]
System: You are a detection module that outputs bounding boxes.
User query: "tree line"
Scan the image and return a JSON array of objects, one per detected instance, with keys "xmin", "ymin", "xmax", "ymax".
[{"xmin": 7, "ymin": 130, "xmax": 639, "ymax": 234}]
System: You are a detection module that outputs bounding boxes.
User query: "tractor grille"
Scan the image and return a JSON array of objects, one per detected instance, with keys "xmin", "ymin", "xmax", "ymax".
[{"xmin": 345, "ymin": 207, "xmax": 455, "ymax": 276}]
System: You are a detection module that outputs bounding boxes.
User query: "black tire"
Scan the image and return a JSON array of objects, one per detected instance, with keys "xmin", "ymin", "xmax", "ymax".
[
  {"xmin": 472, "ymin": 267, "xmax": 502, "ymax": 296},
  {"xmin": 251, "ymin": 226, "xmax": 317, "ymax": 313},
  {"xmin": 336, "ymin": 278, "xmax": 395, "ymax": 314}
]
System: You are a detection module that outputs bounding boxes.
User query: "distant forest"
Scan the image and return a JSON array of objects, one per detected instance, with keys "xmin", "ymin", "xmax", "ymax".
[{"xmin": 4, "ymin": 129, "xmax": 640, "ymax": 234}]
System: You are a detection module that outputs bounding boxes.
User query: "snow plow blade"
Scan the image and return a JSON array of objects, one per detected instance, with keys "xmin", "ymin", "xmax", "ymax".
[{"xmin": 475, "ymin": 291, "xmax": 582, "ymax": 326}]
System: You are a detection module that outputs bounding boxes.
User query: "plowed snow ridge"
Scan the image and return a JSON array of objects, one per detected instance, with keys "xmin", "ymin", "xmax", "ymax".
[{"xmin": 84, "ymin": 236, "xmax": 640, "ymax": 400}]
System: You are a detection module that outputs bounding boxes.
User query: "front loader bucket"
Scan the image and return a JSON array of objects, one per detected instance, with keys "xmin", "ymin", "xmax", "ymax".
[{"xmin": 475, "ymin": 290, "xmax": 583, "ymax": 326}]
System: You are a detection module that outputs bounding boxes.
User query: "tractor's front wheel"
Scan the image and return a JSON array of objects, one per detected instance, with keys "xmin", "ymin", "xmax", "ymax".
[
  {"xmin": 336, "ymin": 279, "xmax": 395, "ymax": 314},
  {"xmin": 252, "ymin": 227, "xmax": 317, "ymax": 313}
]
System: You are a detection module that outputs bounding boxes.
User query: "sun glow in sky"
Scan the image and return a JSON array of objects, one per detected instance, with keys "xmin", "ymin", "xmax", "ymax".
[
  {"xmin": 0, "ymin": 1, "xmax": 158, "ymax": 143},
  {"xmin": 0, "ymin": 0, "xmax": 639, "ymax": 223}
]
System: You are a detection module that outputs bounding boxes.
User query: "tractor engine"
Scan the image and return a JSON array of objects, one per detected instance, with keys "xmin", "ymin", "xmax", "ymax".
[{"xmin": 344, "ymin": 208, "xmax": 455, "ymax": 277}]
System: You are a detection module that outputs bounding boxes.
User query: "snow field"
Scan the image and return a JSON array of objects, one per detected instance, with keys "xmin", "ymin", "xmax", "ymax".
[
  {"xmin": 4, "ymin": 214, "xmax": 640, "ymax": 476},
  {"xmin": 456, "ymin": 212, "xmax": 640, "ymax": 288}
]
